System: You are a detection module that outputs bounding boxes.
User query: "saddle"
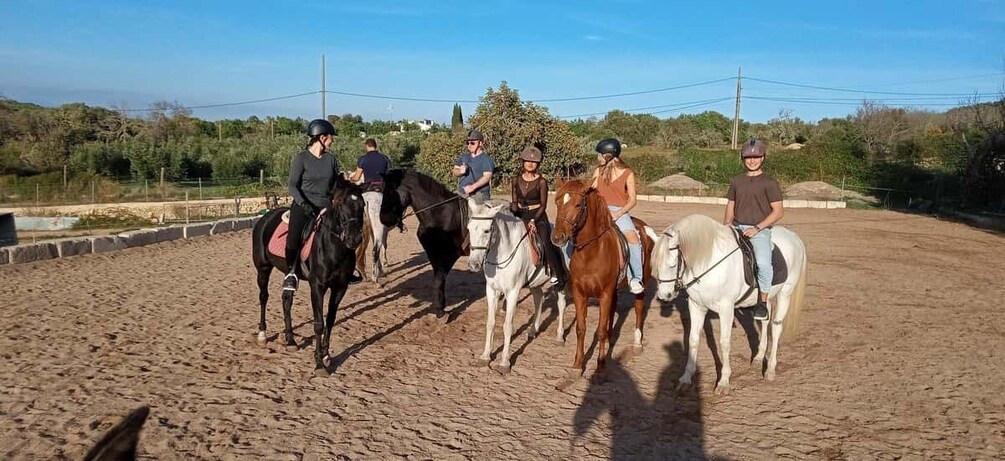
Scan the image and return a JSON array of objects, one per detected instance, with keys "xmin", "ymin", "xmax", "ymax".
[
  {"xmin": 733, "ymin": 228, "xmax": 788, "ymax": 293},
  {"xmin": 362, "ymin": 180, "xmax": 383, "ymax": 194},
  {"xmin": 611, "ymin": 218, "xmax": 648, "ymax": 288},
  {"xmin": 525, "ymin": 222, "xmax": 544, "ymax": 268},
  {"xmin": 267, "ymin": 208, "xmax": 326, "ymax": 263}
]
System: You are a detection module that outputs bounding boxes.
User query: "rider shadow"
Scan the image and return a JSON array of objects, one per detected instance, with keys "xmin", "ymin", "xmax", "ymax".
[
  {"xmin": 665, "ymin": 292, "xmax": 762, "ymax": 383},
  {"xmin": 573, "ymin": 341, "xmax": 723, "ymax": 459}
]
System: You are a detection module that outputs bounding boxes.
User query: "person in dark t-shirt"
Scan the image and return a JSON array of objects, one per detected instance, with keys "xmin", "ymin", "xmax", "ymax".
[
  {"xmin": 724, "ymin": 138, "xmax": 784, "ymax": 321},
  {"xmin": 349, "ymin": 138, "xmax": 390, "ymax": 190}
]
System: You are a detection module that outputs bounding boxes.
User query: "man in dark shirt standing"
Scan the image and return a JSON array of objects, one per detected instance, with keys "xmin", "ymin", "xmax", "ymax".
[
  {"xmin": 724, "ymin": 138, "xmax": 784, "ymax": 321},
  {"xmin": 349, "ymin": 138, "xmax": 392, "ymax": 281},
  {"xmin": 349, "ymin": 138, "xmax": 390, "ymax": 189}
]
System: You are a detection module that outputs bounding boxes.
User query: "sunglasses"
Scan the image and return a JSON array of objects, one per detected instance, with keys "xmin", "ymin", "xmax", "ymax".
[{"xmin": 466, "ymin": 141, "xmax": 479, "ymax": 145}]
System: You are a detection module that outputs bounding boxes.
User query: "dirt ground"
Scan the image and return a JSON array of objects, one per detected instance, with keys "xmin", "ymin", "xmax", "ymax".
[{"xmin": 1, "ymin": 201, "xmax": 1003, "ymax": 460}]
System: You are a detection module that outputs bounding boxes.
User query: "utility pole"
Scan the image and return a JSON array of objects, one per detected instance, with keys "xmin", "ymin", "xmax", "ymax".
[
  {"xmin": 731, "ymin": 66, "xmax": 742, "ymax": 150},
  {"xmin": 321, "ymin": 54, "xmax": 327, "ymax": 119}
]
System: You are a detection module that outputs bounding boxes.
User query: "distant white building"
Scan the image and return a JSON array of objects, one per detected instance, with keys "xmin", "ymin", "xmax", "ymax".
[{"xmin": 413, "ymin": 119, "xmax": 434, "ymax": 131}]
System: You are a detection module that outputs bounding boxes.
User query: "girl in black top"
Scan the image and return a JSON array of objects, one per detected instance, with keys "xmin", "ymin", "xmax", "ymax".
[{"xmin": 510, "ymin": 145, "xmax": 567, "ymax": 289}]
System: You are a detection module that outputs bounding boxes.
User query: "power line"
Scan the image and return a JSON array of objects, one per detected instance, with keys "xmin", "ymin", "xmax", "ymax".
[
  {"xmin": 529, "ymin": 77, "xmax": 734, "ymax": 102},
  {"xmin": 323, "ymin": 77, "xmax": 735, "ymax": 104},
  {"xmin": 743, "ymin": 76, "xmax": 993, "ymax": 97},
  {"xmin": 118, "ymin": 91, "xmax": 320, "ymax": 112},
  {"xmin": 557, "ymin": 97, "xmax": 733, "ymax": 119},
  {"xmin": 745, "ymin": 96, "xmax": 990, "ymax": 107},
  {"xmin": 843, "ymin": 72, "xmax": 1004, "ymax": 89}
]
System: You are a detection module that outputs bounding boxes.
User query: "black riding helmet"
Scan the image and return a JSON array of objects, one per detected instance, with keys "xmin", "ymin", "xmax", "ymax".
[
  {"xmin": 307, "ymin": 119, "xmax": 337, "ymax": 137},
  {"xmin": 595, "ymin": 138, "xmax": 622, "ymax": 158}
]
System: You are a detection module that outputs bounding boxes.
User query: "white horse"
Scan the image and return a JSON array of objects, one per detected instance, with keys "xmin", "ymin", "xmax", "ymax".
[
  {"xmin": 466, "ymin": 197, "xmax": 568, "ymax": 374},
  {"xmin": 360, "ymin": 190, "xmax": 390, "ymax": 283},
  {"xmin": 651, "ymin": 213, "xmax": 807, "ymax": 395}
]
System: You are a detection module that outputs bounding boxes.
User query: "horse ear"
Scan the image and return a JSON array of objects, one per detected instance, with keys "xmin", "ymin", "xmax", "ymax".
[
  {"xmin": 83, "ymin": 406, "xmax": 150, "ymax": 461},
  {"xmin": 554, "ymin": 174, "xmax": 565, "ymax": 189}
]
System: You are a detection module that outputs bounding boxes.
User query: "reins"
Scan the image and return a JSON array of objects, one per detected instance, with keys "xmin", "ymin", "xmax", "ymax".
[
  {"xmin": 469, "ymin": 216, "xmax": 531, "ymax": 268},
  {"xmin": 657, "ymin": 237, "xmax": 742, "ymax": 290},
  {"xmin": 401, "ymin": 194, "xmax": 463, "ymax": 220}
]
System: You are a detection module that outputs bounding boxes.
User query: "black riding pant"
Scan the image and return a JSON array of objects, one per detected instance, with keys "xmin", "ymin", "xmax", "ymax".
[
  {"xmin": 515, "ymin": 210, "xmax": 567, "ymax": 283},
  {"xmin": 285, "ymin": 203, "xmax": 312, "ymax": 270}
]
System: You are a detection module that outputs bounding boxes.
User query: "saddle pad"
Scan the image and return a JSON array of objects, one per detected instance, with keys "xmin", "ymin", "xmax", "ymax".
[
  {"xmin": 268, "ymin": 210, "xmax": 325, "ymax": 262},
  {"xmin": 736, "ymin": 232, "xmax": 788, "ymax": 287}
]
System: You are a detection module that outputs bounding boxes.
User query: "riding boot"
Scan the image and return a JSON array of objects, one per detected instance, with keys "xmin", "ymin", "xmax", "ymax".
[
  {"xmin": 283, "ymin": 246, "xmax": 299, "ymax": 291},
  {"xmin": 752, "ymin": 293, "xmax": 769, "ymax": 321}
]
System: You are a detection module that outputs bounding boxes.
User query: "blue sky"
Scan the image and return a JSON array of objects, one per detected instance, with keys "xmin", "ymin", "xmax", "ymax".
[{"xmin": 1, "ymin": 0, "xmax": 1002, "ymax": 124}]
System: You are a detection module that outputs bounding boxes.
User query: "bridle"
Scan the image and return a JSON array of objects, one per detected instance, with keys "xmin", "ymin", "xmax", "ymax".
[
  {"xmin": 655, "ymin": 230, "xmax": 743, "ymax": 293},
  {"xmin": 468, "ymin": 215, "xmax": 530, "ymax": 268},
  {"xmin": 323, "ymin": 193, "xmax": 363, "ymax": 247},
  {"xmin": 556, "ymin": 187, "xmax": 610, "ymax": 250}
]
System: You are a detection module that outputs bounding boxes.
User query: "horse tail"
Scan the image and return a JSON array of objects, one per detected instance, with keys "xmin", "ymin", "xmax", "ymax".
[{"xmin": 783, "ymin": 252, "xmax": 808, "ymax": 336}]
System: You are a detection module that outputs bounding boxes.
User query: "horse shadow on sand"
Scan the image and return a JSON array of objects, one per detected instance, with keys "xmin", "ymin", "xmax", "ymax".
[
  {"xmin": 573, "ymin": 340, "xmax": 728, "ymax": 460},
  {"xmin": 288, "ymin": 250, "xmax": 488, "ymax": 373}
]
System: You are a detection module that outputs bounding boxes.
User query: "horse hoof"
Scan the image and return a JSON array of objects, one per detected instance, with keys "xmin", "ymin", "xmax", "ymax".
[
  {"xmin": 751, "ymin": 358, "xmax": 764, "ymax": 369},
  {"xmin": 314, "ymin": 368, "xmax": 330, "ymax": 378},
  {"xmin": 256, "ymin": 331, "xmax": 267, "ymax": 344},
  {"xmin": 322, "ymin": 355, "xmax": 332, "ymax": 368},
  {"xmin": 475, "ymin": 357, "xmax": 491, "ymax": 367},
  {"xmin": 555, "ymin": 337, "xmax": 566, "ymax": 345},
  {"xmin": 285, "ymin": 344, "xmax": 299, "ymax": 352},
  {"xmin": 713, "ymin": 384, "xmax": 731, "ymax": 396},
  {"xmin": 567, "ymin": 368, "xmax": 583, "ymax": 379},
  {"xmin": 676, "ymin": 381, "xmax": 693, "ymax": 393},
  {"xmin": 497, "ymin": 365, "xmax": 511, "ymax": 375},
  {"xmin": 764, "ymin": 370, "xmax": 776, "ymax": 381},
  {"xmin": 527, "ymin": 330, "xmax": 537, "ymax": 340}
]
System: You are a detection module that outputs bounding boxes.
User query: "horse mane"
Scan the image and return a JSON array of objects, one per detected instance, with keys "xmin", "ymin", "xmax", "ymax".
[
  {"xmin": 402, "ymin": 169, "xmax": 455, "ymax": 199},
  {"xmin": 674, "ymin": 214, "xmax": 733, "ymax": 270}
]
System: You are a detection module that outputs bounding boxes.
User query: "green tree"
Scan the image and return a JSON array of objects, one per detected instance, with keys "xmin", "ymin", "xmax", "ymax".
[
  {"xmin": 451, "ymin": 103, "xmax": 463, "ymax": 133},
  {"xmin": 468, "ymin": 82, "xmax": 583, "ymax": 180}
]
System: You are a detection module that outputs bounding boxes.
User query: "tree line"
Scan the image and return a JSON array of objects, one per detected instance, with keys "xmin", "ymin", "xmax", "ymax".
[{"xmin": 1, "ymin": 83, "xmax": 1001, "ymax": 210}]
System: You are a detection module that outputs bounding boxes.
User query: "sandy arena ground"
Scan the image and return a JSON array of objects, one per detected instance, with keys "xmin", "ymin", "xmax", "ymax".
[{"xmin": 1, "ymin": 200, "xmax": 1003, "ymax": 460}]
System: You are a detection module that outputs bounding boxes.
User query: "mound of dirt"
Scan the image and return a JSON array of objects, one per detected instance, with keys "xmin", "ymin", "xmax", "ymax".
[
  {"xmin": 785, "ymin": 181, "xmax": 877, "ymax": 203},
  {"xmin": 648, "ymin": 174, "xmax": 707, "ymax": 191}
]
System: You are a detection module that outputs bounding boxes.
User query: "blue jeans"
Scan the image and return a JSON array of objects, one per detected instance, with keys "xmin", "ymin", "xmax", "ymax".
[
  {"xmin": 609, "ymin": 205, "xmax": 643, "ymax": 283},
  {"xmin": 735, "ymin": 224, "xmax": 773, "ymax": 293}
]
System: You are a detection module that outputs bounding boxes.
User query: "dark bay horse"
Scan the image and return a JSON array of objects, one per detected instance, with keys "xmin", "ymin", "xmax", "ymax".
[
  {"xmin": 379, "ymin": 169, "xmax": 467, "ymax": 318},
  {"xmin": 551, "ymin": 178, "xmax": 656, "ymax": 376},
  {"xmin": 251, "ymin": 175, "xmax": 365, "ymax": 375}
]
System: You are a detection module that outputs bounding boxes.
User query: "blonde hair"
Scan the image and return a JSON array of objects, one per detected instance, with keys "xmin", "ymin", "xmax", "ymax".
[{"xmin": 597, "ymin": 154, "xmax": 632, "ymax": 185}]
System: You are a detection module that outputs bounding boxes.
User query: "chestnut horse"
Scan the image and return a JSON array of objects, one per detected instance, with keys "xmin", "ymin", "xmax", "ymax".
[{"xmin": 551, "ymin": 178, "xmax": 656, "ymax": 375}]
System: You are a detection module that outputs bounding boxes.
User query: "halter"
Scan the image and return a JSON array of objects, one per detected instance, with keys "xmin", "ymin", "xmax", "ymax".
[{"xmin": 468, "ymin": 215, "xmax": 530, "ymax": 268}]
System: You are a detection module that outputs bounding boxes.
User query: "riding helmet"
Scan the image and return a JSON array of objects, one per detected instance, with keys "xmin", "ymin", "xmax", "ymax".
[
  {"xmin": 465, "ymin": 129, "xmax": 485, "ymax": 142},
  {"xmin": 520, "ymin": 146, "xmax": 543, "ymax": 163},
  {"xmin": 307, "ymin": 119, "xmax": 337, "ymax": 137},
  {"xmin": 595, "ymin": 138, "xmax": 622, "ymax": 158},
  {"xmin": 740, "ymin": 138, "xmax": 767, "ymax": 158}
]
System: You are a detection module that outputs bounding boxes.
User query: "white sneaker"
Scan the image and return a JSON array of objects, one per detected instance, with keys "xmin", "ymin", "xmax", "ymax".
[{"xmin": 629, "ymin": 279, "xmax": 644, "ymax": 294}]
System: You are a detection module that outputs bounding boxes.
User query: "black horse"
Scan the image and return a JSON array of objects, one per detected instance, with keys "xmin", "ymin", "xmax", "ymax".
[
  {"xmin": 251, "ymin": 175, "xmax": 365, "ymax": 375},
  {"xmin": 380, "ymin": 169, "xmax": 468, "ymax": 318}
]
